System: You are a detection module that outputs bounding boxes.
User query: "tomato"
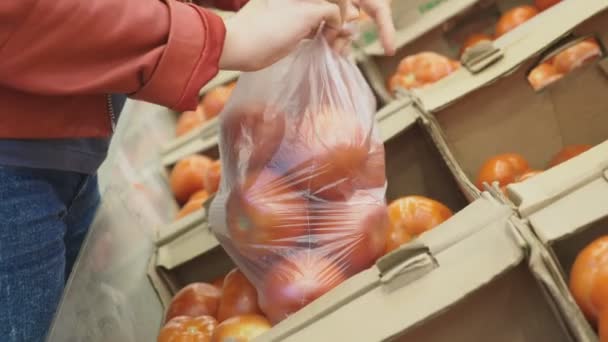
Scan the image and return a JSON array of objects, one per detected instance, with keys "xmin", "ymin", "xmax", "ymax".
[
  {"xmin": 258, "ymin": 251, "xmax": 348, "ymax": 324},
  {"xmin": 170, "ymin": 155, "xmax": 213, "ymax": 204},
  {"xmin": 201, "ymin": 82, "xmax": 236, "ymax": 120},
  {"xmin": 278, "ymin": 106, "xmax": 371, "ymax": 201},
  {"xmin": 495, "ymin": 6, "xmax": 539, "ymax": 38},
  {"xmin": 165, "ymin": 283, "xmax": 222, "ymax": 323},
  {"xmin": 176, "ymin": 107, "xmax": 207, "ymax": 137},
  {"xmin": 204, "ymin": 160, "xmax": 222, "ymax": 194},
  {"xmin": 600, "ymin": 309, "xmax": 608, "ymax": 342},
  {"xmin": 217, "ymin": 269, "xmax": 262, "ymax": 322},
  {"xmin": 221, "ymin": 104, "xmax": 286, "ymax": 176},
  {"xmin": 535, "ymin": 0, "xmax": 561, "ymax": 11},
  {"xmin": 553, "ymin": 40, "xmax": 602, "ymax": 74},
  {"xmin": 389, "ymin": 52, "xmax": 459, "ymax": 93},
  {"xmin": 311, "ymin": 198, "xmax": 389, "ymax": 276},
  {"xmin": 211, "ymin": 315, "xmax": 271, "ymax": 342},
  {"xmin": 476, "ymin": 153, "xmax": 530, "ymax": 190},
  {"xmin": 158, "ymin": 316, "xmax": 218, "ymax": 342},
  {"xmin": 548, "ymin": 144, "xmax": 592, "ymax": 167},
  {"xmin": 176, "ymin": 190, "xmax": 210, "ymax": 220},
  {"xmin": 570, "ymin": 236, "xmax": 608, "ymax": 323},
  {"xmin": 527, "ymin": 62, "xmax": 563, "ymax": 90},
  {"xmin": 212, "ymin": 275, "xmax": 226, "ymax": 291},
  {"xmin": 460, "ymin": 33, "xmax": 493, "ymax": 56},
  {"xmin": 226, "ymin": 169, "xmax": 308, "ymax": 248},
  {"xmin": 385, "ymin": 196, "xmax": 453, "ymax": 254}
]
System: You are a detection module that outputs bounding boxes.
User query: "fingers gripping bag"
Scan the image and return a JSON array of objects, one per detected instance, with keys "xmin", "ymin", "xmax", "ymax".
[{"xmin": 209, "ymin": 35, "xmax": 388, "ymax": 324}]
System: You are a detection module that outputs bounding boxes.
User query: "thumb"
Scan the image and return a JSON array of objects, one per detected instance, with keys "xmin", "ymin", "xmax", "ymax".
[{"xmin": 315, "ymin": 0, "xmax": 343, "ymax": 30}]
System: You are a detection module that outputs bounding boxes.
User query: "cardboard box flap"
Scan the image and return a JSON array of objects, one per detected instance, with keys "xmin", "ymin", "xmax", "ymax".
[
  {"xmin": 363, "ymin": 0, "xmax": 478, "ymax": 56},
  {"xmin": 156, "ymin": 221, "xmax": 219, "ymax": 270},
  {"xmin": 416, "ymin": 0, "xmax": 608, "ymax": 113},
  {"xmin": 376, "ymin": 98, "xmax": 418, "ymax": 142},
  {"xmin": 528, "ymin": 175, "xmax": 608, "ymax": 245},
  {"xmin": 260, "ymin": 207, "xmax": 524, "ymax": 342},
  {"xmin": 508, "ymin": 141, "xmax": 608, "ymax": 218},
  {"xmin": 161, "ymin": 133, "xmax": 219, "ymax": 167}
]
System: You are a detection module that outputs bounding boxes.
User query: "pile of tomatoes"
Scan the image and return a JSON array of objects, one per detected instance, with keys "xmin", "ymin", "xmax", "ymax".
[
  {"xmin": 176, "ymin": 82, "xmax": 236, "ymax": 137},
  {"xmin": 170, "ymin": 155, "xmax": 222, "ymax": 220},
  {"xmin": 159, "ymin": 268, "xmax": 271, "ymax": 342},
  {"xmin": 475, "ymin": 144, "xmax": 592, "ymax": 192}
]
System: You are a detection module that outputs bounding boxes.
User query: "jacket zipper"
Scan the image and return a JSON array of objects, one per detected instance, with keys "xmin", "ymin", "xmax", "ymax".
[{"xmin": 106, "ymin": 94, "xmax": 117, "ymax": 132}]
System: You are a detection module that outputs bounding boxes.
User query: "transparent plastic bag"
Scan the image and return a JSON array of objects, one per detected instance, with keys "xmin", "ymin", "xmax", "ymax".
[{"xmin": 209, "ymin": 36, "xmax": 388, "ymax": 324}]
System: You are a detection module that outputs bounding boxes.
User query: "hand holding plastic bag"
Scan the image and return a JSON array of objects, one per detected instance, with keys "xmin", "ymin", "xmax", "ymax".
[{"xmin": 209, "ymin": 36, "xmax": 388, "ymax": 324}]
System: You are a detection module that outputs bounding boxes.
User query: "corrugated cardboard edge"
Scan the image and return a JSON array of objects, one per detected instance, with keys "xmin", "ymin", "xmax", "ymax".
[
  {"xmin": 363, "ymin": 0, "xmax": 478, "ymax": 56},
  {"xmin": 147, "ymin": 252, "xmax": 173, "ymax": 313},
  {"xmin": 417, "ymin": 0, "xmax": 608, "ymax": 113},
  {"xmin": 509, "ymin": 216, "xmax": 597, "ymax": 341}
]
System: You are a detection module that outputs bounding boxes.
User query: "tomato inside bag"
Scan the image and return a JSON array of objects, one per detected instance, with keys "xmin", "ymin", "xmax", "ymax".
[{"xmin": 209, "ymin": 36, "xmax": 388, "ymax": 324}]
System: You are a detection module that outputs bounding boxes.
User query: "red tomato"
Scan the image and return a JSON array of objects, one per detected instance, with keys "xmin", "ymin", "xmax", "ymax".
[
  {"xmin": 535, "ymin": 0, "xmax": 561, "ymax": 11},
  {"xmin": 221, "ymin": 104, "xmax": 286, "ymax": 176},
  {"xmin": 203, "ymin": 160, "xmax": 222, "ymax": 194},
  {"xmin": 165, "ymin": 283, "xmax": 222, "ymax": 323},
  {"xmin": 460, "ymin": 33, "xmax": 493, "ymax": 56},
  {"xmin": 176, "ymin": 106, "xmax": 207, "ymax": 137},
  {"xmin": 176, "ymin": 190, "xmax": 210, "ymax": 220},
  {"xmin": 548, "ymin": 144, "xmax": 593, "ymax": 167},
  {"xmin": 385, "ymin": 196, "xmax": 453, "ymax": 254},
  {"xmin": 279, "ymin": 106, "xmax": 371, "ymax": 201},
  {"xmin": 212, "ymin": 275, "xmax": 226, "ymax": 291},
  {"xmin": 495, "ymin": 6, "xmax": 539, "ymax": 38},
  {"xmin": 211, "ymin": 315, "xmax": 271, "ymax": 342},
  {"xmin": 553, "ymin": 40, "xmax": 602, "ymax": 74},
  {"xmin": 527, "ymin": 62, "xmax": 563, "ymax": 90},
  {"xmin": 258, "ymin": 251, "xmax": 348, "ymax": 324},
  {"xmin": 170, "ymin": 155, "xmax": 212, "ymax": 204},
  {"xmin": 600, "ymin": 309, "xmax": 608, "ymax": 342},
  {"xmin": 158, "ymin": 316, "xmax": 218, "ymax": 342},
  {"xmin": 217, "ymin": 269, "xmax": 262, "ymax": 322},
  {"xmin": 389, "ymin": 52, "xmax": 460, "ymax": 93},
  {"xmin": 226, "ymin": 169, "xmax": 308, "ymax": 248},
  {"xmin": 476, "ymin": 153, "xmax": 530, "ymax": 190},
  {"xmin": 311, "ymin": 198, "xmax": 389, "ymax": 276},
  {"xmin": 570, "ymin": 236, "xmax": 608, "ymax": 323},
  {"xmin": 201, "ymin": 82, "xmax": 236, "ymax": 120}
]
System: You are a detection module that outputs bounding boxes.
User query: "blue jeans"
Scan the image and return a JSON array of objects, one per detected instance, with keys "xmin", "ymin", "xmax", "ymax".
[{"xmin": 0, "ymin": 166, "xmax": 100, "ymax": 342}]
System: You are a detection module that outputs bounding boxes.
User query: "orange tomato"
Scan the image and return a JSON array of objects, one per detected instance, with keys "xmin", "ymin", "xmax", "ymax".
[
  {"xmin": 570, "ymin": 236, "xmax": 608, "ymax": 322},
  {"xmin": 527, "ymin": 62, "xmax": 563, "ymax": 90},
  {"xmin": 495, "ymin": 6, "xmax": 539, "ymax": 38},
  {"xmin": 389, "ymin": 52, "xmax": 460, "ymax": 93},
  {"xmin": 460, "ymin": 33, "xmax": 493, "ymax": 56},
  {"xmin": 170, "ymin": 155, "xmax": 212, "ymax": 204},
  {"xmin": 258, "ymin": 251, "xmax": 347, "ymax": 324},
  {"xmin": 165, "ymin": 283, "xmax": 222, "ymax": 323},
  {"xmin": 311, "ymin": 198, "xmax": 389, "ymax": 276},
  {"xmin": 211, "ymin": 315, "xmax": 271, "ymax": 342},
  {"xmin": 535, "ymin": 0, "xmax": 561, "ymax": 11},
  {"xmin": 553, "ymin": 40, "xmax": 602, "ymax": 74},
  {"xmin": 158, "ymin": 316, "xmax": 217, "ymax": 342},
  {"xmin": 385, "ymin": 196, "xmax": 453, "ymax": 253},
  {"xmin": 176, "ymin": 107, "xmax": 206, "ymax": 137},
  {"xmin": 226, "ymin": 169, "xmax": 308, "ymax": 248},
  {"xmin": 217, "ymin": 269, "xmax": 262, "ymax": 322},
  {"xmin": 212, "ymin": 275, "xmax": 226, "ymax": 291},
  {"xmin": 600, "ymin": 309, "xmax": 608, "ymax": 342},
  {"xmin": 176, "ymin": 190, "xmax": 210, "ymax": 220},
  {"xmin": 476, "ymin": 153, "xmax": 530, "ymax": 190},
  {"xmin": 204, "ymin": 160, "xmax": 222, "ymax": 194},
  {"xmin": 548, "ymin": 144, "xmax": 593, "ymax": 168},
  {"xmin": 201, "ymin": 82, "xmax": 236, "ymax": 120}
]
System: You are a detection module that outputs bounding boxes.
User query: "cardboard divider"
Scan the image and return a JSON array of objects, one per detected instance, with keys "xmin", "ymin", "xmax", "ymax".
[{"xmin": 420, "ymin": 3, "xmax": 608, "ymax": 199}]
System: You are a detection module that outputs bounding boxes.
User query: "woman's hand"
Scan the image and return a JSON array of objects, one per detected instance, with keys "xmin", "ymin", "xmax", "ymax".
[{"xmin": 219, "ymin": 0, "xmax": 395, "ymax": 71}]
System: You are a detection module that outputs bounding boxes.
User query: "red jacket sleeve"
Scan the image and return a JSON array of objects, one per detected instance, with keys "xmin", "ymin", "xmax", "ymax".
[{"xmin": 0, "ymin": 0, "xmax": 226, "ymax": 111}]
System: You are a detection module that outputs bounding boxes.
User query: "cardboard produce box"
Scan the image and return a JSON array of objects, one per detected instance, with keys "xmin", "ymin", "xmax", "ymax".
[
  {"xmin": 504, "ymin": 141, "xmax": 608, "ymax": 340},
  {"xmin": 415, "ymin": 0, "xmax": 608, "ymax": 200},
  {"xmin": 149, "ymin": 194, "xmax": 580, "ymax": 341},
  {"xmin": 359, "ymin": 0, "xmax": 582, "ymax": 104}
]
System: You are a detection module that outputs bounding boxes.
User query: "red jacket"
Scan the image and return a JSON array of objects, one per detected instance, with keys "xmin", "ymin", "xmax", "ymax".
[{"xmin": 0, "ymin": 0, "xmax": 247, "ymax": 139}]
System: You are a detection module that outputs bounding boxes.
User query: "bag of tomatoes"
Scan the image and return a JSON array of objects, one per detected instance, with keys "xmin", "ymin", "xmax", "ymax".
[{"xmin": 209, "ymin": 36, "xmax": 388, "ymax": 324}]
